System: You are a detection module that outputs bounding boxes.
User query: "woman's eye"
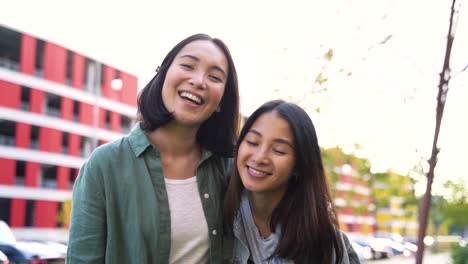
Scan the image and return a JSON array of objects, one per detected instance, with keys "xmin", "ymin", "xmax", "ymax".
[
  {"xmin": 209, "ymin": 74, "xmax": 223, "ymax": 83},
  {"xmin": 246, "ymin": 140, "xmax": 258, "ymax": 146},
  {"xmin": 180, "ymin": 64, "xmax": 194, "ymax": 70},
  {"xmin": 273, "ymin": 149, "xmax": 287, "ymax": 155}
]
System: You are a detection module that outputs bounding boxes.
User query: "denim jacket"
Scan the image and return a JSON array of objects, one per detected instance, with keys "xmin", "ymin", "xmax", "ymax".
[{"xmin": 224, "ymin": 214, "xmax": 360, "ymax": 264}]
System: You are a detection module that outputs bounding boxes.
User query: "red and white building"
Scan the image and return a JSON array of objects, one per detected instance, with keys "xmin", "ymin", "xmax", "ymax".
[{"xmin": 0, "ymin": 25, "xmax": 138, "ymax": 240}]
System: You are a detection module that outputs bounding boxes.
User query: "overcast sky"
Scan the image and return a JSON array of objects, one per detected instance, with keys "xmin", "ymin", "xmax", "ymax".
[{"xmin": 2, "ymin": 0, "xmax": 467, "ymax": 195}]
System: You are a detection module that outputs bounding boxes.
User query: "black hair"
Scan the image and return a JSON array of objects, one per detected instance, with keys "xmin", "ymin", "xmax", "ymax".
[
  {"xmin": 137, "ymin": 34, "xmax": 239, "ymax": 157},
  {"xmin": 223, "ymin": 100, "xmax": 344, "ymax": 264}
]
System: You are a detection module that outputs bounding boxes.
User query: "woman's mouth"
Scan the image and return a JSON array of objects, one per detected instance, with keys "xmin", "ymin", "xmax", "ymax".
[
  {"xmin": 179, "ymin": 91, "xmax": 204, "ymax": 105},
  {"xmin": 247, "ymin": 165, "xmax": 271, "ymax": 178}
]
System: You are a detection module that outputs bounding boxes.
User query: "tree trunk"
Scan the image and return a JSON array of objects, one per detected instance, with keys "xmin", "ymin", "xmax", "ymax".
[{"xmin": 415, "ymin": 0, "xmax": 458, "ymax": 263}]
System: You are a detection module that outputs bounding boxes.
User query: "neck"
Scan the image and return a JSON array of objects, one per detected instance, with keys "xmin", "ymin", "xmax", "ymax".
[
  {"xmin": 147, "ymin": 121, "xmax": 200, "ymax": 156},
  {"xmin": 247, "ymin": 189, "xmax": 286, "ymax": 236}
]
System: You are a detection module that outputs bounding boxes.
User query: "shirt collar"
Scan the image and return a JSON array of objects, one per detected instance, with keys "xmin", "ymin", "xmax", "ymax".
[
  {"xmin": 127, "ymin": 124, "xmax": 152, "ymax": 157},
  {"xmin": 127, "ymin": 124, "xmax": 214, "ymax": 160}
]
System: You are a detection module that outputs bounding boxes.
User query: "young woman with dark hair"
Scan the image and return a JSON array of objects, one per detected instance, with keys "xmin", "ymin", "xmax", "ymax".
[
  {"xmin": 67, "ymin": 34, "xmax": 239, "ymax": 264},
  {"xmin": 223, "ymin": 100, "xmax": 359, "ymax": 264}
]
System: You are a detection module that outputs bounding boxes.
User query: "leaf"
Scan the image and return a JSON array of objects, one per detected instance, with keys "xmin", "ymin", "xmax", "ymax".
[
  {"xmin": 314, "ymin": 72, "xmax": 328, "ymax": 85},
  {"xmin": 324, "ymin": 48, "xmax": 334, "ymax": 61}
]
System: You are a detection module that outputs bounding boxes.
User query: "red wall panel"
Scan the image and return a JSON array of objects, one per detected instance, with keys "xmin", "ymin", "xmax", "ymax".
[
  {"xmin": 39, "ymin": 127, "xmax": 62, "ymax": 153},
  {"xmin": 30, "ymin": 89, "xmax": 44, "ymax": 113},
  {"xmin": 120, "ymin": 72, "xmax": 138, "ymax": 106},
  {"xmin": 25, "ymin": 162, "xmax": 40, "ymax": 187},
  {"xmin": 20, "ymin": 34, "xmax": 36, "ymax": 75},
  {"xmin": 10, "ymin": 199, "xmax": 26, "ymax": 227},
  {"xmin": 0, "ymin": 158, "xmax": 15, "ymax": 185},
  {"xmin": 110, "ymin": 112, "xmax": 121, "ymax": 132},
  {"xmin": 79, "ymin": 102, "xmax": 94, "ymax": 126},
  {"xmin": 98, "ymin": 108, "xmax": 106, "ymax": 129},
  {"xmin": 34, "ymin": 200, "xmax": 58, "ymax": 228},
  {"xmin": 16, "ymin": 123, "xmax": 31, "ymax": 148},
  {"xmin": 69, "ymin": 133, "xmax": 81, "ymax": 156},
  {"xmin": 0, "ymin": 80, "xmax": 21, "ymax": 109},
  {"xmin": 43, "ymin": 42, "xmax": 66, "ymax": 83},
  {"xmin": 101, "ymin": 65, "xmax": 115, "ymax": 98},
  {"xmin": 57, "ymin": 166, "xmax": 69, "ymax": 190},
  {"xmin": 72, "ymin": 53, "xmax": 85, "ymax": 90},
  {"xmin": 61, "ymin": 97, "xmax": 73, "ymax": 121}
]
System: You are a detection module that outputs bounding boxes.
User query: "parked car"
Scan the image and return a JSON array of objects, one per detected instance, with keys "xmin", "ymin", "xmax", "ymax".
[
  {"xmin": 350, "ymin": 240, "xmax": 373, "ymax": 261},
  {"xmin": 0, "ymin": 250, "xmax": 9, "ymax": 264},
  {"xmin": 27, "ymin": 241, "xmax": 67, "ymax": 259},
  {"xmin": 0, "ymin": 221, "xmax": 64, "ymax": 263}
]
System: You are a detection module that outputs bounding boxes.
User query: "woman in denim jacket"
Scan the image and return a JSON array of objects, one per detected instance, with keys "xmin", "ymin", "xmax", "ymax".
[{"xmin": 223, "ymin": 100, "xmax": 360, "ymax": 264}]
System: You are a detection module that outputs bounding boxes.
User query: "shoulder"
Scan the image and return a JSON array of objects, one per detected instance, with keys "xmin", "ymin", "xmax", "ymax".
[
  {"xmin": 85, "ymin": 137, "xmax": 131, "ymax": 168},
  {"xmin": 339, "ymin": 231, "xmax": 361, "ymax": 264}
]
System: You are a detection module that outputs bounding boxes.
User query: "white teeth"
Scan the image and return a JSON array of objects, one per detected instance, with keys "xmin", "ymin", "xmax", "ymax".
[
  {"xmin": 248, "ymin": 166, "xmax": 268, "ymax": 175},
  {"xmin": 180, "ymin": 92, "xmax": 202, "ymax": 104}
]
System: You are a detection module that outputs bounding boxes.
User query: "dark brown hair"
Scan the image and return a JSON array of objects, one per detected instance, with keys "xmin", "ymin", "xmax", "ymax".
[
  {"xmin": 223, "ymin": 100, "xmax": 343, "ymax": 264},
  {"xmin": 137, "ymin": 34, "xmax": 239, "ymax": 157}
]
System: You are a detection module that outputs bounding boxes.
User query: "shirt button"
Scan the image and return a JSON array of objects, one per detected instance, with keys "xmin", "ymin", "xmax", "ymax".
[
  {"xmin": 204, "ymin": 193, "xmax": 210, "ymax": 199},
  {"xmin": 212, "ymin": 229, "xmax": 217, "ymax": 235}
]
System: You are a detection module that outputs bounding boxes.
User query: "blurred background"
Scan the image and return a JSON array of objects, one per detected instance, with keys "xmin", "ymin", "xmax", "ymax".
[{"xmin": 0, "ymin": 0, "xmax": 467, "ymax": 263}]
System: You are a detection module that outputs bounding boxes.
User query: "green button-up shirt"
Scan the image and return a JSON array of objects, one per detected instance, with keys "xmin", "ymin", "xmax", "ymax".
[{"xmin": 67, "ymin": 125, "xmax": 232, "ymax": 264}]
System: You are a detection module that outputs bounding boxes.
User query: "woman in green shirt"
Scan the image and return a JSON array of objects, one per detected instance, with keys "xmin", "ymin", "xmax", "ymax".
[{"xmin": 67, "ymin": 34, "xmax": 239, "ymax": 263}]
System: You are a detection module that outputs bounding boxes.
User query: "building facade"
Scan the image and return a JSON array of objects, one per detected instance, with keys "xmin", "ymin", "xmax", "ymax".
[{"xmin": 0, "ymin": 25, "xmax": 138, "ymax": 240}]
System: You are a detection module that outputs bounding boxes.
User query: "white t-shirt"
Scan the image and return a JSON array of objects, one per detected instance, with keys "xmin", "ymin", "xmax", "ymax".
[{"xmin": 165, "ymin": 176, "xmax": 209, "ymax": 264}]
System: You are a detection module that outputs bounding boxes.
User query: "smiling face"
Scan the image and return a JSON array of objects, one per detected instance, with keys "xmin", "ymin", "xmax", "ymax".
[
  {"xmin": 237, "ymin": 111, "xmax": 296, "ymax": 199},
  {"xmin": 162, "ymin": 40, "xmax": 228, "ymax": 127}
]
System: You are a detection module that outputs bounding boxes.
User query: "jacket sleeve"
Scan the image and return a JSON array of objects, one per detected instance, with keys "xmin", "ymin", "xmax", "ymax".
[{"xmin": 66, "ymin": 160, "xmax": 107, "ymax": 263}]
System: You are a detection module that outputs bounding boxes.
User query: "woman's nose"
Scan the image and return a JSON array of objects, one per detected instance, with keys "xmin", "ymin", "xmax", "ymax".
[
  {"xmin": 252, "ymin": 148, "xmax": 269, "ymax": 164},
  {"xmin": 189, "ymin": 72, "xmax": 207, "ymax": 90}
]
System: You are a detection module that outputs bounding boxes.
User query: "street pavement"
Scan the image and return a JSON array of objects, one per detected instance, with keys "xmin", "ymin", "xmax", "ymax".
[{"xmin": 364, "ymin": 252, "xmax": 452, "ymax": 264}]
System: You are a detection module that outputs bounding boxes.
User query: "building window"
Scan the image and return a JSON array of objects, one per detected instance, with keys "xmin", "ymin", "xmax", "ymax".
[
  {"xmin": 69, "ymin": 168, "xmax": 77, "ymax": 189},
  {"xmin": 73, "ymin": 100, "xmax": 80, "ymax": 122},
  {"xmin": 44, "ymin": 93, "xmax": 61, "ymax": 118},
  {"xmin": 84, "ymin": 58, "xmax": 101, "ymax": 95},
  {"xmin": 0, "ymin": 26, "xmax": 21, "ymax": 71},
  {"xmin": 79, "ymin": 136, "xmax": 94, "ymax": 158},
  {"xmin": 25, "ymin": 200, "xmax": 35, "ymax": 227},
  {"xmin": 30, "ymin": 125, "xmax": 39, "ymax": 149},
  {"xmin": 66, "ymin": 50, "xmax": 73, "ymax": 86},
  {"xmin": 15, "ymin": 160, "xmax": 25, "ymax": 186},
  {"xmin": 62, "ymin": 132, "xmax": 69, "ymax": 154},
  {"xmin": 105, "ymin": 110, "xmax": 111, "ymax": 129},
  {"xmin": 20, "ymin": 86, "xmax": 30, "ymax": 111},
  {"xmin": 100, "ymin": 64, "xmax": 106, "ymax": 86},
  {"xmin": 35, "ymin": 39, "xmax": 45, "ymax": 77},
  {"xmin": 0, "ymin": 198, "xmax": 11, "ymax": 223},
  {"xmin": 0, "ymin": 120, "xmax": 16, "ymax": 146},
  {"xmin": 40, "ymin": 164, "xmax": 57, "ymax": 189},
  {"xmin": 121, "ymin": 115, "xmax": 133, "ymax": 134}
]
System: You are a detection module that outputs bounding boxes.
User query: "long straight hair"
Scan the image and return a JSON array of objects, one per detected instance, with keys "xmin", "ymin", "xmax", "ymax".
[{"xmin": 223, "ymin": 100, "xmax": 344, "ymax": 264}]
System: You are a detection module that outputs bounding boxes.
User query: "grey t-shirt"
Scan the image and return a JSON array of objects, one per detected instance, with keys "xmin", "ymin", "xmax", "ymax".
[{"xmin": 240, "ymin": 192, "xmax": 280, "ymax": 264}]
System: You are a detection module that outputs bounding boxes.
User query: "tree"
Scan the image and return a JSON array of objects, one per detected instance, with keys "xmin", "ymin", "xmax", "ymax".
[{"xmin": 416, "ymin": 0, "xmax": 462, "ymax": 263}]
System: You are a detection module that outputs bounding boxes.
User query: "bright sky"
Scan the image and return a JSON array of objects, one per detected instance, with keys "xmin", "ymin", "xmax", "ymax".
[{"xmin": 2, "ymin": 0, "xmax": 467, "ymax": 195}]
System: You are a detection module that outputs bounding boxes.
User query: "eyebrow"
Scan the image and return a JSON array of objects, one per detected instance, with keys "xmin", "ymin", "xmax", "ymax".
[
  {"xmin": 180, "ymin": 54, "xmax": 227, "ymax": 77},
  {"xmin": 247, "ymin": 129, "xmax": 294, "ymax": 148}
]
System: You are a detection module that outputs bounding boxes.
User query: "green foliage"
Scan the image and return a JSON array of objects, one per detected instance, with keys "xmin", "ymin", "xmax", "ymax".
[
  {"xmin": 314, "ymin": 72, "xmax": 328, "ymax": 85},
  {"xmin": 451, "ymin": 244, "xmax": 468, "ymax": 264},
  {"xmin": 324, "ymin": 48, "xmax": 334, "ymax": 61}
]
